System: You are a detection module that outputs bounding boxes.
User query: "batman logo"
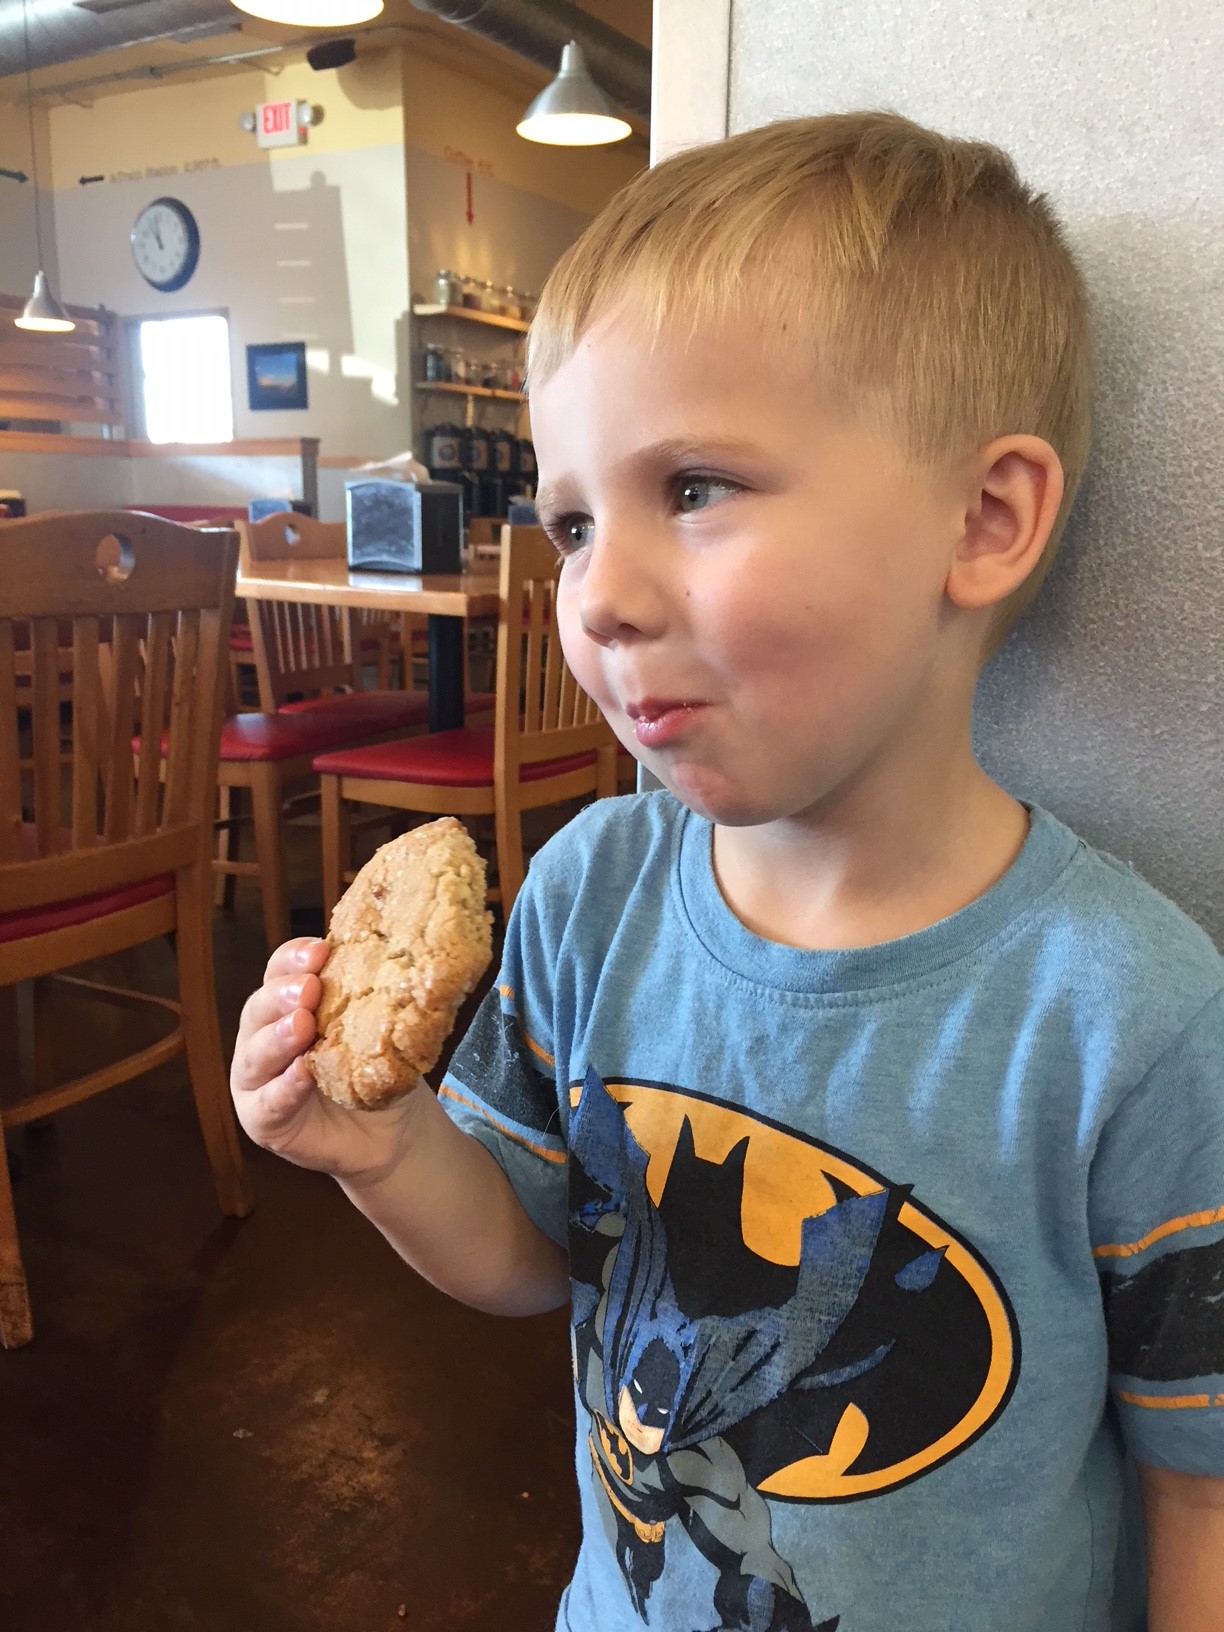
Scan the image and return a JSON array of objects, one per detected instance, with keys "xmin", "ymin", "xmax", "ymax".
[
  {"xmin": 597, "ymin": 1414, "xmax": 635, "ymax": 1484},
  {"xmin": 568, "ymin": 1077, "xmax": 1020, "ymax": 1502}
]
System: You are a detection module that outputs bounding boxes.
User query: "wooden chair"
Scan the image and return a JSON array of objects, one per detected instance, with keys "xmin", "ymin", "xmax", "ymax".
[
  {"xmin": 212, "ymin": 515, "xmax": 441, "ymax": 951},
  {"xmin": 237, "ymin": 514, "xmax": 401, "ymax": 700},
  {"xmin": 313, "ymin": 526, "xmax": 618, "ymax": 918},
  {"xmin": 0, "ymin": 511, "xmax": 253, "ymax": 1349}
]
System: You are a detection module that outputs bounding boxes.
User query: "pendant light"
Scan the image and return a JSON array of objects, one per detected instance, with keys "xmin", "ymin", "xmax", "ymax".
[
  {"xmin": 14, "ymin": 0, "xmax": 74, "ymax": 333},
  {"xmin": 230, "ymin": 0, "xmax": 383, "ymax": 22},
  {"xmin": 516, "ymin": 41, "xmax": 631, "ymax": 147}
]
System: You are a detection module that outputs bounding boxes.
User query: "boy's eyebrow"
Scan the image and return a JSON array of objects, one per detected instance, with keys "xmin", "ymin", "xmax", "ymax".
[
  {"xmin": 535, "ymin": 435, "xmax": 770, "ymax": 516},
  {"xmin": 633, "ymin": 435, "xmax": 769, "ymax": 469}
]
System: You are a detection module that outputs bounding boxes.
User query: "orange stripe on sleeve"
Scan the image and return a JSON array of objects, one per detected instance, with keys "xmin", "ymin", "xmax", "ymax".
[
  {"xmin": 496, "ymin": 981, "xmax": 555, "ymax": 1067},
  {"xmin": 522, "ymin": 1031, "xmax": 555, "ymax": 1068},
  {"xmin": 1113, "ymin": 1389, "xmax": 1224, "ymax": 1411},
  {"xmin": 438, "ymin": 1083, "xmax": 567, "ymax": 1165},
  {"xmin": 1093, "ymin": 1205, "xmax": 1224, "ymax": 1261}
]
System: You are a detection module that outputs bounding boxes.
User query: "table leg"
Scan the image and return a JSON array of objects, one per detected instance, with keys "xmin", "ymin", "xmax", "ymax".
[{"xmin": 428, "ymin": 615, "xmax": 464, "ymax": 731}]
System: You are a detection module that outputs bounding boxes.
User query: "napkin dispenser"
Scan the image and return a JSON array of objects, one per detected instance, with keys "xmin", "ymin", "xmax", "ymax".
[{"xmin": 345, "ymin": 479, "xmax": 463, "ymax": 574}]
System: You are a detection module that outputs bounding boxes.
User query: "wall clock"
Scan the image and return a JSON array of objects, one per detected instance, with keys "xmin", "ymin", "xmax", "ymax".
[{"xmin": 130, "ymin": 197, "xmax": 201, "ymax": 293}]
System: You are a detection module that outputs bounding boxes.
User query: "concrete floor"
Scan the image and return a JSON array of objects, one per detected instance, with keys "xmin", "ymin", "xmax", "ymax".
[{"xmin": 0, "ymin": 816, "xmax": 582, "ymax": 1632}]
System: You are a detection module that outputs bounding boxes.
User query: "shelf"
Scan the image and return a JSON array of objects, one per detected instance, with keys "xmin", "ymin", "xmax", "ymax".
[
  {"xmin": 415, "ymin": 381, "xmax": 525, "ymax": 403},
  {"xmin": 412, "ymin": 303, "xmax": 530, "ymax": 334}
]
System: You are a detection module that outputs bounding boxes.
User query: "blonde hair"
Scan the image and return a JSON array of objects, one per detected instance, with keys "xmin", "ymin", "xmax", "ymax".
[{"xmin": 528, "ymin": 112, "xmax": 1092, "ymax": 651}]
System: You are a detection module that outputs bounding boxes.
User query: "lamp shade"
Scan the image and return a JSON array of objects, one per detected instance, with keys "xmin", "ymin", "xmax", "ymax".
[
  {"xmin": 14, "ymin": 270, "xmax": 75, "ymax": 333},
  {"xmin": 230, "ymin": 0, "xmax": 382, "ymax": 23},
  {"xmin": 516, "ymin": 41, "xmax": 631, "ymax": 147}
]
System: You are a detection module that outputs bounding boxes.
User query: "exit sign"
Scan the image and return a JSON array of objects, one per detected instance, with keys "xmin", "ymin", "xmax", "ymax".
[{"xmin": 257, "ymin": 100, "xmax": 305, "ymax": 149}]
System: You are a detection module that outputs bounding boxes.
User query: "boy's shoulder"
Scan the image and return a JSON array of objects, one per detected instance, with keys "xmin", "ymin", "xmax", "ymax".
[
  {"xmin": 1012, "ymin": 810, "xmax": 1222, "ymax": 1072},
  {"xmin": 1038, "ymin": 810, "xmax": 1220, "ymax": 991}
]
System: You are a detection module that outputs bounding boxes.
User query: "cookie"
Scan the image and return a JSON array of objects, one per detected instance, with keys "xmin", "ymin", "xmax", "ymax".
[{"xmin": 306, "ymin": 818, "xmax": 493, "ymax": 1110}]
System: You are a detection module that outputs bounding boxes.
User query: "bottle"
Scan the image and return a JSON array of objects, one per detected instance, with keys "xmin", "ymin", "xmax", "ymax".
[
  {"xmin": 432, "ymin": 268, "xmax": 455, "ymax": 308},
  {"xmin": 424, "ymin": 342, "xmax": 445, "ymax": 382}
]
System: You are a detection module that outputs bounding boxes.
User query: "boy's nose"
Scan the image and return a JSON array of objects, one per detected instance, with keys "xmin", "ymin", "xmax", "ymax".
[{"xmin": 577, "ymin": 532, "xmax": 666, "ymax": 647}]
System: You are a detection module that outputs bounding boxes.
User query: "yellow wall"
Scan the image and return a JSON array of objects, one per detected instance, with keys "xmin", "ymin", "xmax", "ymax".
[
  {"xmin": 48, "ymin": 52, "xmax": 403, "ymax": 187},
  {"xmin": 400, "ymin": 52, "xmax": 645, "ymax": 217},
  {"xmin": 0, "ymin": 99, "xmax": 55, "ymax": 291},
  {"xmin": 45, "ymin": 45, "xmax": 644, "ymax": 214}
]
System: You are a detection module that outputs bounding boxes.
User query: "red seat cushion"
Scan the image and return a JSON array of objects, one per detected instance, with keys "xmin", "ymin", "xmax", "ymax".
[
  {"xmin": 127, "ymin": 504, "xmax": 246, "ymax": 524},
  {"xmin": 0, "ymin": 829, "xmax": 173, "ymax": 946},
  {"xmin": 311, "ymin": 725, "xmax": 596, "ymax": 788},
  {"xmin": 215, "ymin": 709, "xmax": 397, "ymax": 763},
  {"xmin": 229, "ymin": 627, "xmax": 254, "ymax": 653},
  {"xmin": 279, "ymin": 689, "xmax": 430, "ymax": 733}
]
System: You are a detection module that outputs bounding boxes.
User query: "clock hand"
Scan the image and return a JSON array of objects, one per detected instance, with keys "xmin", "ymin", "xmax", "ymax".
[{"xmin": 154, "ymin": 225, "xmax": 164, "ymax": 250}]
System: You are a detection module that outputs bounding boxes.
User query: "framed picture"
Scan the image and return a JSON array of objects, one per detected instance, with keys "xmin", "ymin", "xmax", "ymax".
[{"xmin": 246, "ymin": 341, "xmax": 308, "ymax": 411}]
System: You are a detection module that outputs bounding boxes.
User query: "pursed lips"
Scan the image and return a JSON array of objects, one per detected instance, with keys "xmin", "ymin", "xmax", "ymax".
[{"xmin": 624, "ymin": 697, "xmax": 710, "ymax": 748}]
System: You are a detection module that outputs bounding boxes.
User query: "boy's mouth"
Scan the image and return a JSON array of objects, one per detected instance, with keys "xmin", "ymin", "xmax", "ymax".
[{"xmin": 627, "ymin": 698, "xmax": 708, "ymax": 748}]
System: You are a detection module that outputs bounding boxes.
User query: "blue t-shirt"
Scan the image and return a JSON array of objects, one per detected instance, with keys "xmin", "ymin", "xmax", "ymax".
[{"xmin": 440, "ymin": 794, "xmax": 1224, "ymax": 1632}]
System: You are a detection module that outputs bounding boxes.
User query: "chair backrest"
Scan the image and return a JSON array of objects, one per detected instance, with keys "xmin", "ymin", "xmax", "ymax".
[
  {"xmin": 236, "ymin": 515, "xmax": 361, "ymax": 711},
  {"xmin": 238, "ymin": 512, "xmax": 345, "ymax": 568},
  {"xmin": 0, "ymin": 511, "xmax": 237, "ymax": 913},
  {"xmin": 494, "ymin": 525, "xmax": 617, "ymax": 777}
]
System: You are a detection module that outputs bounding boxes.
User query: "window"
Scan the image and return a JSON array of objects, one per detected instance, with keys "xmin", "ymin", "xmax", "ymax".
[{"xmin": 135, "ymin": 313, "xmax": 234, "ymax": 443}]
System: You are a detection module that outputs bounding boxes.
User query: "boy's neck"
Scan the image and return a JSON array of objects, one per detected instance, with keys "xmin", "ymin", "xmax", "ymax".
[{"xmin": 710, "ymin": 758, "xmax": 1030, "ymax": 954}]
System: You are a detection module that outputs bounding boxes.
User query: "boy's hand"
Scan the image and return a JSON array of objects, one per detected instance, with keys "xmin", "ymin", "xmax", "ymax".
[{"xmin": 230, "ymin": 937, "xmax": 416, "ymax": 1184}]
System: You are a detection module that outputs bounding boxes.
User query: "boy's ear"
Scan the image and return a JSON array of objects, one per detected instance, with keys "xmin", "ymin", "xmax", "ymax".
[{"xmin": 946, "ymin": 435, "xmax": 1065, "ymax": 611}]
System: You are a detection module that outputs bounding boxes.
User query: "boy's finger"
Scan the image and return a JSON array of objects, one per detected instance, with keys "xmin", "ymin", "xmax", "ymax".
[
  {"xmin": 231, "ymin": 1005, "xmax": 318, "ymax": 1096},
  {"xmin": 236, "ymin": 971, "xmax": 322, "ymax": 1047},
  {"xmin": 238, "ymin": 1055, "xmax": 319, "ymax": 1145},
  {"xmin": 262, "ymin": 937, "xmax": 329, "ymax": 984}
]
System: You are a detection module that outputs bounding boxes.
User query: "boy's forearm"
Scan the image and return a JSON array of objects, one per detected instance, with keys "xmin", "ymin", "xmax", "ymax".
[
  {"xmin": 338, "ymin": 1083, "xmax": 570, "ymax": 1317},
  {"xmin": 1139, "ymin": 1462, "xmax": 1224, "ymax": 1632}
]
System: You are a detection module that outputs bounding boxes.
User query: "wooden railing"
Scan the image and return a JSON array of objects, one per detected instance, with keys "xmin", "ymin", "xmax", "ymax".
[{"xmin": 0, "ymin": 295, "xmax": 124, "ymax": 432}]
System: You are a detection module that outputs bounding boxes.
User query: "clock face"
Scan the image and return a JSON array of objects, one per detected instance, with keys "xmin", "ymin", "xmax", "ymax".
[{"xmin": 130, "ymin": 197, "xmax": 200, "ymax": 292}]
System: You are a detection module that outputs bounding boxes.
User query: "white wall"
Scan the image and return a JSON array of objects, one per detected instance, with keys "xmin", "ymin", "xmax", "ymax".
[
  {"xmin": 653, "ymin": 0, "xmax": 1222, "ymax": 943},
  {"xmin": 52, "ymin": 144, "xmax": 410, "ymax": 459}
]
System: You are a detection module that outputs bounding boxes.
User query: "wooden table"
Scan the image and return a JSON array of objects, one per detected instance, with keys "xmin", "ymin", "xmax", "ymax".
[{"xmin": 235, "ymin": 558, "xmax": 500, "ymax": 732}]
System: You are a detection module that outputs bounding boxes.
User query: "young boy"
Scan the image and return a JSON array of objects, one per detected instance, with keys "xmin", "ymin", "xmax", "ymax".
[{"xmin": 231, "ymin": 114, "xmax": 1224, "ymax": 1631}]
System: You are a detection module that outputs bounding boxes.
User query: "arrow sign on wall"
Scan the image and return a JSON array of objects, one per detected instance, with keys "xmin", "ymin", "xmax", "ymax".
[{"xmin": 0, "ymin": 167, "xmax": 29, "ymax": 183}]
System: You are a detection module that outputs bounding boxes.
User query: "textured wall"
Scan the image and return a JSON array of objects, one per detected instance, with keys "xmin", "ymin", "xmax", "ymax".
[{"xmin": 716, "ymin": 0, "xmax": 1221, "ymax": 942}]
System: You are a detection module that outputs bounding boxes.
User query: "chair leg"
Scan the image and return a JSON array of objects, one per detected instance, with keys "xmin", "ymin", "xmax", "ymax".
[
  {"xmin": 249, "ymin": 765, "xmax": 291, "ymax": 953},
  {"xmin": 213, "ymin": 783, "xmax": 240, "ymax": 910},
  {"xmin": 174, "ymin": 863, "xmax": 254, "ymax": 1220},
  {"xmin": 0, "ymin": 1122, "xmax": 33, "ymax": 1349},
  {"xmin": 494, "ymin": 801, "xmax": 526, "ymax": 916},
  {"xmin": 320, "ymin": 775, "xmax": 350, "ymax": 924},
  {"xmin": 31, "ymin": 978, "xmax": 55, "ymax": 1098}
]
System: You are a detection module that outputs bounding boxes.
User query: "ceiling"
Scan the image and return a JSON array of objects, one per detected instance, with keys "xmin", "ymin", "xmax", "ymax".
[{"xmin": 0, "ymin": 0, "xmax": 651, "ymax": 135}]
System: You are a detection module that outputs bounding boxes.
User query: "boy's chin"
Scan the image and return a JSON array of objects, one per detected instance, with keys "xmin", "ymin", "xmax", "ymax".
[{"xmin": 649, "ymin": 762, "xmax": 779, "ymax": 829}]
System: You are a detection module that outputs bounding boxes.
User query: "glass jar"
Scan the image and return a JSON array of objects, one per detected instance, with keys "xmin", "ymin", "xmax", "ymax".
[
  {"xmin": 447, "ymin": 347, "xmax": 468, "ymax": 384},
  {"xmin": 519, "ymin": 291, "xmax": 537, "ymax": 322},
  {"xmin": 460, "ymin": 276, "xmax": 481, "ymax": 310},
  {"xmin": 499, "ymin": 285, "xmax": 521, "ymax": 319},
  {"xmin": 432, "ymin": 268, "xmax": 455, "ymax": 308},
  {"xmin": 480, "ymin": 279, "xmax": 498, "ymax": 313}
]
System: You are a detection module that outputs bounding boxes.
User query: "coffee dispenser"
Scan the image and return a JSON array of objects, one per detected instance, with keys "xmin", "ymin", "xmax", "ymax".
[
  {"xmin": 460, "ymin": 424, "xmax": 494, "ymax": 516},
  {"xmin": 487, "ymin": 428, "xmax": 518, "ymax": 517}
]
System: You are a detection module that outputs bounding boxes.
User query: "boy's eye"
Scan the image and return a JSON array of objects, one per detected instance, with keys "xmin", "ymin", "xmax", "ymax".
[
  {"xmin": 545, "ymin": 514, "xmax": 594, "ymax": 555},
  {"xmin": 675, "ymin": 475, "xmax": 739, "ymax": 514}
]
